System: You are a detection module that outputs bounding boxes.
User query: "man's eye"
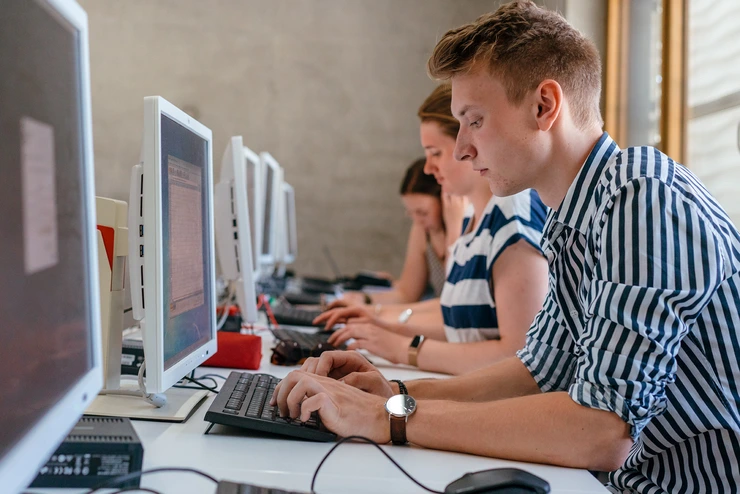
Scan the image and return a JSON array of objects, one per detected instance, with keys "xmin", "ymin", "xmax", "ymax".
[{"xmin": 470, "ymin": 119, "xmax": 481, "ymax": 128}]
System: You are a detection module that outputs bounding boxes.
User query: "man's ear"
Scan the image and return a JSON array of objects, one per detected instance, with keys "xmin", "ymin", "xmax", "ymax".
[{"xmin": 534, "ymin": 79, "xmax": 562, "ymax": 132}]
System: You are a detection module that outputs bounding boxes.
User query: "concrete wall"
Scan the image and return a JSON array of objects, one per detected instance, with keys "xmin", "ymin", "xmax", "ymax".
[
  {"xmin": 79, "ymin": 0, "xmax": 606, "ymax": 279},
  {"xmin": 78, "ymin": 0, "xmax": 501, "ymax": 278}
]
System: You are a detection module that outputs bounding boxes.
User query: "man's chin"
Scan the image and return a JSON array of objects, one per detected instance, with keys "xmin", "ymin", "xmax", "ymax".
[{"xmin": 487, "ymin": 177, "xmax": 522, "ymax": 197}]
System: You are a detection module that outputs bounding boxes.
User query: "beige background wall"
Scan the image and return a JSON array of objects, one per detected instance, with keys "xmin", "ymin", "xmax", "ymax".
[
  {"xmin": 78, "ymin": 0, "xmax": 605, "ymax": 278},
  {"xmin": 78, "ymin": 0, "xmax": 502, "ymax": 278}
]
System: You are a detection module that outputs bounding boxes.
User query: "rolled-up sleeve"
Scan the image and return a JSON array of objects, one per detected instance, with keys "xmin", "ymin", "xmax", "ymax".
[
  {"xmin": 518, "ymin": 281, "xmax": 578, "ymax": 393},
  {"xmin": 569, "ymin": 178, "xmax": 724, "ymax": 439}
]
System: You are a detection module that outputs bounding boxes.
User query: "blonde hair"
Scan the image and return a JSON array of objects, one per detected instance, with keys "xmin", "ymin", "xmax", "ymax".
[
  {"xmin": 417, "ymin": 84, "xmax": 459, "ymax": 140},
  {"xmin": 428, "ymin": 0, "xmax": 602, "ymax": 129}
]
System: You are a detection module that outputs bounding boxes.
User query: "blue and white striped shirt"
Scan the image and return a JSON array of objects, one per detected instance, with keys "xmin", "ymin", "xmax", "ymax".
[
  {"xmin": 517, "ymin": 133, "xmax": 740, "ymax": 493},
  {"xmin": 441, "ymin": 190, "xmax": 547, "ymax": 342}
]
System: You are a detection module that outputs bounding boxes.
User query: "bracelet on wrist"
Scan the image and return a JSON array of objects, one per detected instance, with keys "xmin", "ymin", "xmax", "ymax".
[{"xmin": 390, "ymin": 379, "xmax": 408, "ymax": 395}]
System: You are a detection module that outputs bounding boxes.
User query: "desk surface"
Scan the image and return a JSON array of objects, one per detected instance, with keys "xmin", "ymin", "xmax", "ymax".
[{"xmin": 32, "ymin": 328, "xmax": 608, "ymax": 494}]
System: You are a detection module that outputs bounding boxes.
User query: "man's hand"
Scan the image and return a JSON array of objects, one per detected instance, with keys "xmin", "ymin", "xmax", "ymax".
[
  {"xmin": 328, "ymin": 321, "xmax": 411, "ymax": 364},
  {"xmin": 296, "ymin": 350, "xmax": 396, "ymax": 398},
  {"xmin": 268, "ymin": 371, "xmax": 390, "ymax": 443},
  {"xmin": 313, "ymin": 306, "xmax": 376, "ymax": 329}
]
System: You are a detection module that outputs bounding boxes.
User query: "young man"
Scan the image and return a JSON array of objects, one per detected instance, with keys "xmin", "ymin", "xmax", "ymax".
[{"xmin": 270, "ymin": 1, "xmax": 740, "ymax": 491}]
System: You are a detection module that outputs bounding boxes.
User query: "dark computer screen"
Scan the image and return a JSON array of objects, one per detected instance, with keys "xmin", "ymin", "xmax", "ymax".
[
  {"xmin": 0, "ymin": 0, "xmax": 94, "ymax": 459},
  {"xmin": 160, "ymin": 114, "xmax": 214, "ymax": 371},
  {"xmin": 262, "ymin": 165, "xmax": 275, "ymax": 256}
]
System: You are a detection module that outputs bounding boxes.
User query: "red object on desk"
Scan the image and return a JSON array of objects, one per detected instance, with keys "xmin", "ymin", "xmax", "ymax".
[{"xmin": 202, "ymin": 332, "xmax": 261, "ymax": 370}]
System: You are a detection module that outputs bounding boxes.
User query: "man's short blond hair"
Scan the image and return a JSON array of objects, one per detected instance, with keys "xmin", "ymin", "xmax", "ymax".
[{"xmin": 428, "ymin": 0, "xmax": 602, "ymax": 129}]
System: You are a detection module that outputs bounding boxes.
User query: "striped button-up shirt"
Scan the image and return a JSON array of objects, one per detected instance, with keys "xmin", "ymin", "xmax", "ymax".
[{"xmin": 517, "ymin": 132, "xmax": 740, "ymax": 493}]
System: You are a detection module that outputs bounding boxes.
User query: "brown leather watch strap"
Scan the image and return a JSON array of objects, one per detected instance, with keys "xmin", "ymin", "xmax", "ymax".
[{"xmin": 390, "ymin": 415, "xmax": 407, "ymax": 445}]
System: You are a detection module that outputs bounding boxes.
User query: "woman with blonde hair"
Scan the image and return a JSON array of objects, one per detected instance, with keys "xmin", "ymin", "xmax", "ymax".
[{"xmin": 317, "ymin": 84, "xmax": 550, "ymax": 375}]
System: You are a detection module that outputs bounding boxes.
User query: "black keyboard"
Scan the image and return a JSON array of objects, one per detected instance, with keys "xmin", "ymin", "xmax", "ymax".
[
  {"xmin": 205, "ymin": 372, "xmax": 336, "ymax": 442},
  {"xmin": 281, "ymin": 291, "xmax": 322, "ymax": 306},
  {"xmin": 271, "ymin": 304, "xmax": 323, "ymax": 327}
]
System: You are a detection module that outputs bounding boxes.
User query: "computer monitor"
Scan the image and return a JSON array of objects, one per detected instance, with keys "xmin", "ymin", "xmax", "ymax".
[
  {"xmin": 282, "ymin": 182, "xmax": 298, "ymax": 265},
  {"xmin": 0, "ymin": 0, "xmax": 103, "ymax": 492},
  {"xmin": 258, "ymin": 152, "xmax": 283, "ymax": 272},
  {"xmin": 127, "ymin": 96, "xmax": 217, "ymax": 395},
  {"xmin": 243, "ymin": 146, "xmax": 262, "ymax": 280},
  {"xmin": 214, "ymin": 136, "xmax": 258, "ymax": 325}
]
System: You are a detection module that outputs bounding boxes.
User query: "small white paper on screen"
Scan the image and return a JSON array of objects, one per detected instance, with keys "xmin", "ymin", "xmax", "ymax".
[{"xmin": 21, "ymin": 116, "xmax": 59, "ymax": 275}]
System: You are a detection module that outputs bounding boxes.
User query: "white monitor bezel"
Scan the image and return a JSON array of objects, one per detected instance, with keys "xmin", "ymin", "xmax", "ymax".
[
  {"xmin": 258, "ymin": 152, "xmax": 282, "ymax": 270},
  {"xmin": 214, "ymin": 136, "xmax": 258, "ymax": 324},
  {"xmin": 243, "ymin": 146, "xmax": 262, "ymax": 281},
  {"xmin": 138, "ymin": 95, "xmax": 217, "ymax": 393},
  {"xmin": 0, "ymin": 1, "xmax": 103, "ymax": 492},
  {"xmin": 282, "ymin": 182, "xmax": 297, "ymax": 265}
]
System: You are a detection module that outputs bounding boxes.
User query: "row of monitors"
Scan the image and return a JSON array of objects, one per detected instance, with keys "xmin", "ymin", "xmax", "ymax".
[
  {"xmin": 0, "ymin": 0, "xmax": 292, "ymax": 491},
  {"xmin": 216, "ymin": 134, "xmax": 298, "ymax": 282}
]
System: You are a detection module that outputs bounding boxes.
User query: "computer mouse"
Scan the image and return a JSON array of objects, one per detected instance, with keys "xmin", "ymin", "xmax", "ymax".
[{"xmin": 444, "ymin": 468, "xmax": 550, "ymax": 494}]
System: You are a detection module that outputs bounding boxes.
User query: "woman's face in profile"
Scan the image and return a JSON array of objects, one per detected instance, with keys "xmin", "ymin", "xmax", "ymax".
[{"xmin": 420, "ymin": 121, "xmax": 477, "ymax": 197}]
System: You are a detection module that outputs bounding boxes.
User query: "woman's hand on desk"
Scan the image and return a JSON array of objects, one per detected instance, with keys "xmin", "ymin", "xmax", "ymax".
[
  {"xmin": 314, "ymin": 306, "xmax": 375, "ymax": 329},
  {"xmin": 270, "ymin": 371, "xmax": 390, "ymax": 443},
  {"xmin": 327, "ymin": 291, "xmax": 366, "ymax": 309},
  {"xmin": 328, "ymin": 321, "xmax": 412, "ymax": 365},
  {"xmin": 298, "ymin": 350, "xmax": 396, "ymax": 398}
]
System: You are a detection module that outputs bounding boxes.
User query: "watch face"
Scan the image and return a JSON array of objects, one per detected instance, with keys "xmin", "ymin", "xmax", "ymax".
[{"xmin": 385, "ymin": 394, "xmax": 416, "ymax": 417}]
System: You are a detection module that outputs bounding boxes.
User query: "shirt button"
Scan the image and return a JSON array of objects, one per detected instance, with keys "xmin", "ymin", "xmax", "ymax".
[{"xmin": 570, "ymin": 310, "xmax": 579, "ymax": 317}]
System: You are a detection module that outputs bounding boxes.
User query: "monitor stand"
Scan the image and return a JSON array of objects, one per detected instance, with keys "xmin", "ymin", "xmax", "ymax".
[{"xmin": 86, "ymin": 386, "xmax": 209, "ymax": 422}]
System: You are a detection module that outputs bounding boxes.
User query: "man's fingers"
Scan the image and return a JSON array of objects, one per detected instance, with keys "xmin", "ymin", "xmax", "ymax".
[
  {"xmin": 298, "ymin": 392, "xmax": 334, "ymax": 423},
  {"xmin": 274, "ymin": 371, "xmax": 300, "ymax": 415},
  {"xmin": 300, "ymin": 357, "xmax": 320, "ymax": 375},
  {"xmin": 314, "ymin": 350, "xmax": 377, "ymax": 379}
]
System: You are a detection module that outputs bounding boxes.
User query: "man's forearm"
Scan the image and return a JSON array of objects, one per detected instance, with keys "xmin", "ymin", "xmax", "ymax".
[
  {"xmin": 406, "ymin": 392, "xmax": 633, "ymax": 472},
  {"xmin": 405, "ymin": 357, "xmax": 541, "ymax": 401}
]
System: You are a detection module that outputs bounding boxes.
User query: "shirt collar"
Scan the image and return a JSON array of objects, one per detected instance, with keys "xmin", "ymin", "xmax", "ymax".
[{"xmin": 551, "ymin": 132, "xmax": 620, "ymax": 235}]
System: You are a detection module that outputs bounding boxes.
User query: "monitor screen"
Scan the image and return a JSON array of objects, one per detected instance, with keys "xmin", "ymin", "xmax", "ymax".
[
  {"xmin": 261, "ymin": 164, "xmax": 274, "ymax": 256},
  {"xmin": 0, "ymin": 0, "xmax": 95, "ymax": 467},
  {"xmin": 160, "ymin": 115, "xmax": 213, "ymax": 371},
  {"xmin": 246, "ymin": 157, "xmax": 260, "ymax": 270}
]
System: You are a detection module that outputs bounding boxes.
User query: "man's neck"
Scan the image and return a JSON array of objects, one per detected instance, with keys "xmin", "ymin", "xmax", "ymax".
[
  {"xmin": 535, "ymin": 127, "xmax": 604, "ymax": 210},
  {"xmin": 468, "ymin": 181, "xmax": 494, "ymax": 230}
]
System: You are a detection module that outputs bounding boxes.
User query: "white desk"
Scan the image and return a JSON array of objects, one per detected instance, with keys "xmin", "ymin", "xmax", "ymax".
[{"xmin": 32, "ymin": 330, "xmax": 608, "ymax": 494}]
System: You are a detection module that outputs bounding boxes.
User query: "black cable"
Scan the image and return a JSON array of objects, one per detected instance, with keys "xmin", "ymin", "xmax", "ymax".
[
  {"xmin": 109, "ymin": 488, "xmax": 163, "ymax": 494},
  {"xmin": 199, "ymin": 373, "xmax": 227, "ymax": 381},
  {"xmin": 84, "ymin": 467, "xmax": 218, "ymax": 493},
  {"xmin": 310, "ymin": 436, "xmax": 444, "ymax": 494},
  {"xmin": 123, "ymin": 307, "xmax": 133, "ymax": 313},
  {"xmin": 173, "ymin": 376, "xmax": 218, "ymax": 393}
]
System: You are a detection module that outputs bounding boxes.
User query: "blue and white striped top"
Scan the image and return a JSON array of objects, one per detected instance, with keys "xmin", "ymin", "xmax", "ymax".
[
  {"xmin": 441, "ymin": 190, "xmax": 547, "ymax": 343},
  {"xmin": 517, "ymin": 132, "xmax": 740, "ymax": 493}
]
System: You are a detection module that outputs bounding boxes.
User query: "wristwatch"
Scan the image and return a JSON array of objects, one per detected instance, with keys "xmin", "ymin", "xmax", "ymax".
[
  {"xmin": 398, "ymin": 308, "xmax": 413, "ymax": 324},
  {"xmin": 408, "ymin": 335, "xmax": 425, "ymax": 367},
  {"xmin": 385, "ymin": 394, "xmax": 416, "ymax": 445}
]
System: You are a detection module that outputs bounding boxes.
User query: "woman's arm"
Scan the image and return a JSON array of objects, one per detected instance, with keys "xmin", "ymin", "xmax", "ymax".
[
  {"xmin": 368, "ymin": 222, "xmax": 429, "ymax": 304},
  {"xmin": 413, "ymin": 240, "xmax": 548, "ymax": 374}
]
